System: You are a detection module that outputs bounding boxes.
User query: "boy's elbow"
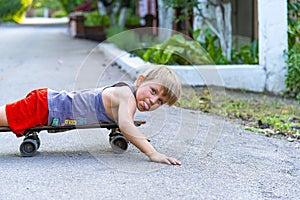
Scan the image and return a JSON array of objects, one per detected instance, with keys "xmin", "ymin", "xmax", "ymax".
[{"xmin": 118, "ymin": 120, "xmax": 135, "ymax": 134}]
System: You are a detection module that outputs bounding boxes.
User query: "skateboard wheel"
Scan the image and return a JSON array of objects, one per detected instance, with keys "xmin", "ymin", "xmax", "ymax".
[
  {"xmin": 109, "ymin": 132, "xmax": 128, "ymax": 154},
  {"xmin": 19, "ymin": 139, "xmax": 38, "ymax": 157},
  {"xmin": 25, "ymin": 132, "xmax": 41, "ymax": 149},
  {"xmin": 36, "ymin": 137, "xmax": 41, "ymax": 149}
]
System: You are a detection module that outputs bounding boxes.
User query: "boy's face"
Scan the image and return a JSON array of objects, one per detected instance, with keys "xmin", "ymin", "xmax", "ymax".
[{"xmin": 135, "ymin": 79, "xmax": 169, "ymax": 112}]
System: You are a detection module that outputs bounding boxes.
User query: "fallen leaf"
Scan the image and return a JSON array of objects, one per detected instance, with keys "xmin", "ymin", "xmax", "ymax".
[{"xmin": 203, "ymin": 89, "xmax": 210, "ymax": 95}]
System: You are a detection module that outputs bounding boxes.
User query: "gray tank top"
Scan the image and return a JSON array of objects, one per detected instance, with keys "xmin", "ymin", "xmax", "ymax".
[{"xmin": 47, "ymin": 82, "xmax": 134, "ymax": 126}]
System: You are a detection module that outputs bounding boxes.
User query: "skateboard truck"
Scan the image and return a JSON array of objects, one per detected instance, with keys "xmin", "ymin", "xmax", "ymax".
[
  {"xmin": 109, "ymin": 129, "xmax": 128, "ymax": 154},
  {"xmin": 19, "ymin": 132, "xmax": 41, "ymax": 157}
]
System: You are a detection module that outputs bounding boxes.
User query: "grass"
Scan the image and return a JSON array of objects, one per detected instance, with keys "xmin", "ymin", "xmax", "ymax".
[{"xmin": 176, "ymin": 86, "xmax": 300, "ymax": 142}]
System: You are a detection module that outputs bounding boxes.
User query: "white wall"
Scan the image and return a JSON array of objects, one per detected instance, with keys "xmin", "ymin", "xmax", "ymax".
[
  {"xmin": 258, "ymin": 0, "xmax": 288, "ymax": 94},
  {"xmin": 192, "ymin": 0, "xmax": 289, "ymax": 94}
]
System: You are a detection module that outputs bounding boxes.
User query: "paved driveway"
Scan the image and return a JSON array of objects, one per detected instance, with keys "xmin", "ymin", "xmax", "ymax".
[{"xmin": 0, "ymin": 24, "xmax": 299, "ymax": 200}]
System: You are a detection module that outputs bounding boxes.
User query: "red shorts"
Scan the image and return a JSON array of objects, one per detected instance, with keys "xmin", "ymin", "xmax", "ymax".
[{"xmin": 6, "ymin": 88, "xmax": 48, "ymax": 137}]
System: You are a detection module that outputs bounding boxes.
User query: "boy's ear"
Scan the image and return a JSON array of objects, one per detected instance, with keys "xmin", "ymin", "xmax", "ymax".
[{"xmin": 136, "ymin": 75, "xmax": 145, "ymax": 87}]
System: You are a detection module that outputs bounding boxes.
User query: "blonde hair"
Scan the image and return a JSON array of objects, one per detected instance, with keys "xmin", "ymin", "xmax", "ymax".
[{"xmin": 140, "ymin": 65, "xmax": 181, "ymax": 106}]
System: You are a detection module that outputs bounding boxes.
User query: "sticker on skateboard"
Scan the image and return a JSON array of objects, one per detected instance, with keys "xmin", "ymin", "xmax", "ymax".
[{"xmin": 0, "ymin": 121, "xmax": 146, "ymax": 157}]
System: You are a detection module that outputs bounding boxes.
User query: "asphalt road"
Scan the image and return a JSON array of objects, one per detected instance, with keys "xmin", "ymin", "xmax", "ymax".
[{"xmin": 0, "ymin": 24, "xmax": 299, "ymax": 200}]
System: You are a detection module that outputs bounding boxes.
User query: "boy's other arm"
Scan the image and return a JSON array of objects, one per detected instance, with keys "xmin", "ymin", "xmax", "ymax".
[
  {"xmin": 116, "ymin": 89, "xmax": 181, "ymax": 165},
  {"xmin": 117, "ymin": 92, "xmax": 156, "ymax": 155}
]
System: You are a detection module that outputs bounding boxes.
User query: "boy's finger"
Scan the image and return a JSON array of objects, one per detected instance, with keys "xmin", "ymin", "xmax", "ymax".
[
  {"xmin": 163, "ymin": 158, "xmax": 172, "ymax": 165},
  {"xmin": 168, "ymin": 158, "xmax": 181, "ymax": 165},
  {"xmin": 172, "ymin": 159, "xmax": 181, "ymax": 165}
]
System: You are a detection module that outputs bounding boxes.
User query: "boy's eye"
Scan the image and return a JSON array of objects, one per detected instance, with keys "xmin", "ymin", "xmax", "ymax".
[
  {"xmin": 158, "ymin": 99, "xmax": 164, "ymax": 105},
  {"xmin": 151, "ymin": 88, "xmax": 156, "ymax": 95}
]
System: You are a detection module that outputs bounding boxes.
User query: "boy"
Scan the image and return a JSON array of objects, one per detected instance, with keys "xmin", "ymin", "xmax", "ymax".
[{"xmin": 0, "ymin": 66, "xmax": 181, "ymax": 165}]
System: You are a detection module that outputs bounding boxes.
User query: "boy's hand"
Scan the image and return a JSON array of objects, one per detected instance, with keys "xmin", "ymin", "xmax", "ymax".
[{"xmin": 147, "ymin": 151, "xmax": 181, "ymax": 165}]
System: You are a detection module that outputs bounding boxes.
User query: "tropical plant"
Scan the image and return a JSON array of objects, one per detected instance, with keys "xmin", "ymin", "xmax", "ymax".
[
  {"xmin": 194, "ymin": 28, "xmax": 258, "ymax": 64},
  {"xmin": 195, "ymin": 28, "xmax": 229, "ymax": 64},
  {"xmin": 0, "ymin": 0, "xmax": 32, "ymax": 23},
  {"xmin": 142, "ymin": 34, "xmax": 213, "ymax": 65}
]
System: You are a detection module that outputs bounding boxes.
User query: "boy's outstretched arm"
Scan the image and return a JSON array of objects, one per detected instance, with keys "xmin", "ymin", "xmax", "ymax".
[
  {"xmin": 117, "ymin": 95, "xmax": 181, "ymax": 165},
  {"xmin": 145, "ymin": 151, "xmax": 181, "ymax": 165}
]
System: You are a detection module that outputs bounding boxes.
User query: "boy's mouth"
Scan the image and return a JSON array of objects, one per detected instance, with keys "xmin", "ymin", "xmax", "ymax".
[{"xmin": 143, "ymin": 102, "xmax": 150, "ymax": 111}]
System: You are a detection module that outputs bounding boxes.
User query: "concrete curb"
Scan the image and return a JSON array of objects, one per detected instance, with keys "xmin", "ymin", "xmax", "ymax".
[
  {"xmin": 19, "ymin": 17, "xmax": 69, "ymax": 25},
  {"xmin": 99, "ymin": 43, "xmax": 266, "ymax": 92}
]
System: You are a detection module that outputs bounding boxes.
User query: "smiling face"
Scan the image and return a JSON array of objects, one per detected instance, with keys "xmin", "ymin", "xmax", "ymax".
[{"xmin": 135, "ymin": 79, "xmax": 169, "ymax": 112}]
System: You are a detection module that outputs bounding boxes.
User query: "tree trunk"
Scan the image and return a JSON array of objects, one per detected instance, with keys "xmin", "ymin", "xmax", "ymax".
[
  {"xmin": 215, "ymin": 2, "xmax": 232, "ymax": 61},
  {"xmin": 193, "ymin": 0, "xmax": 232, "ymax": 61}
]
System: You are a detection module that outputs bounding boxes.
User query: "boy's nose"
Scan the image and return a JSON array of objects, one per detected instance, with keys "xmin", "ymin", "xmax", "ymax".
[{"xmin": 150, "ymin": 96, "xmax": 158, "ymax": 105}]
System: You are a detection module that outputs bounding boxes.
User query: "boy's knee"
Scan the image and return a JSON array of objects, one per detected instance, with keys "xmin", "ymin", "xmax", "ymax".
[{"xmin": 0, "ymin": 106, "xmax": 8, "ymax": 126}]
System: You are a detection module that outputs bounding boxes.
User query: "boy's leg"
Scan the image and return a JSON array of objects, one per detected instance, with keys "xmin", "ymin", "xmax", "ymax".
[{"xmin": 0, "ymin": 106, "xmax": 8, "ymax": 126}]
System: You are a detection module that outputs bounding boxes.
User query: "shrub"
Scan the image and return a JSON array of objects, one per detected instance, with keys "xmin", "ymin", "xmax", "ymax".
[
  {"xmin": 51, "ymin": 10, "xmax": 67, "ymax": 18},
  {"xmin": 285, "ymin": 44, "xmax": 300, "ymax": 102},
  {"xmin": 285, "ymin": 1, "xmax": 300, "ymax": 102},
  {"xmin": 0, "ymin": 0, "xmax": 32, "ymax": 23},
  {"xmin": 142, "ymin": 34, "xmax": 213, "ymax": 65},
  {"xmin": 125, "ymin": 12, "xmax": 141, "ymax": 26},
  {"xmin": 194, "ymin": 28, "xmax": 258, "ymax": 65},
  {"xmin": 57, "ymin": 0, "xmax": 91, "ymax": 14},
  {"xmin": 106, "ymin": 28, "xmax": 141, "ymax": 52},
  {"xmin": 34, "ymin": 8, "xmax": 44, "ymax": 17},
  {"xmin": 231, "ymin": 40, "xmax": 259, "ymax": 64},
  {"xmin": 196, "ymin": 29, "xmax": 229, "ymax": 64},
  {"xmin": 84, "ymin": 11, "xmax": 110, "ymax": 26}
]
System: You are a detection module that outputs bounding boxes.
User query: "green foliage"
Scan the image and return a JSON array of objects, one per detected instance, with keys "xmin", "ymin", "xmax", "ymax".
[
  {"xmin": 194, "ymin": 28, "xmax": 258, "ymax": 64},
  {"xmin": 57, "ymin": 0, "xmax": 86, "ymax": 14},
  {"xmin": 142, "ymin": 34, "xmax": 213, "ymax": 65},
  {"xmin": 231, "ymin": 40, "xmax": 259, "ymax": 64},
  {"xmin": 32, "ymin": 0, "xmax": 62, "ymax": 9},
  {"xmin": 164, "ymin": 0, "xmax": 198, "ymax": 23},
  {"xmin": 197, "ymin": 29, "xmax": 229, "ymax": 64},
  {"xmin": 288, "ymin": 1, "xmax": 300, "ymax": 48},
  {"xmin": 105, "ymin": 26, "xmax": 125, "ymax": 38},
  {"xmin": 177, "ymin": 87, "xmax": 300, "ymax": 141},
  {"xmin": 125, "ymin": 12, "xmax": 141, "ymax": 26},
  {"xmin": 106, "ymin": 28, "xmax": 141, "ymax": 52},
  {"xmin": 285, "ymin": 44, "xmax": 300, "ymax": 102},
  {"xmin": 51, "ymin": 10, "xmax": 67, "ymax": 18},
  {"xmin": 0, "ymin": 0, "xmax": 32, "ymax": 23},
  {"xmin": 84, "ymin": 11, "xmax": 110, "ymax": 26},
  {"xmin": 34, "ymin": 8, "xmax": 44, "ymax": 17},
  {"xmin": 258, "ymin": 115, "xmax": 300, "ymax": 137},
  {"xmin": 285, "ymin": 1, "xmax": 300, "ymax": 103}
]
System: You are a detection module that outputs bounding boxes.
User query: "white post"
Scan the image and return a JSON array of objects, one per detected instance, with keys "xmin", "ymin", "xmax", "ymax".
[
  {"xmin": 158, "ymin": 0, "xmax": 174, "ymax": 41},
  {"xmin": 258, "ymin": 0, "xmax": 288, "ymax": 94}
]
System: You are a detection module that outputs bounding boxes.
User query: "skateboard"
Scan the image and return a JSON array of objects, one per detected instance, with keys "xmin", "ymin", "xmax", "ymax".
[{"xmin": 0, "ymin": 121, "xmax": 145, "ymax": 157}]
